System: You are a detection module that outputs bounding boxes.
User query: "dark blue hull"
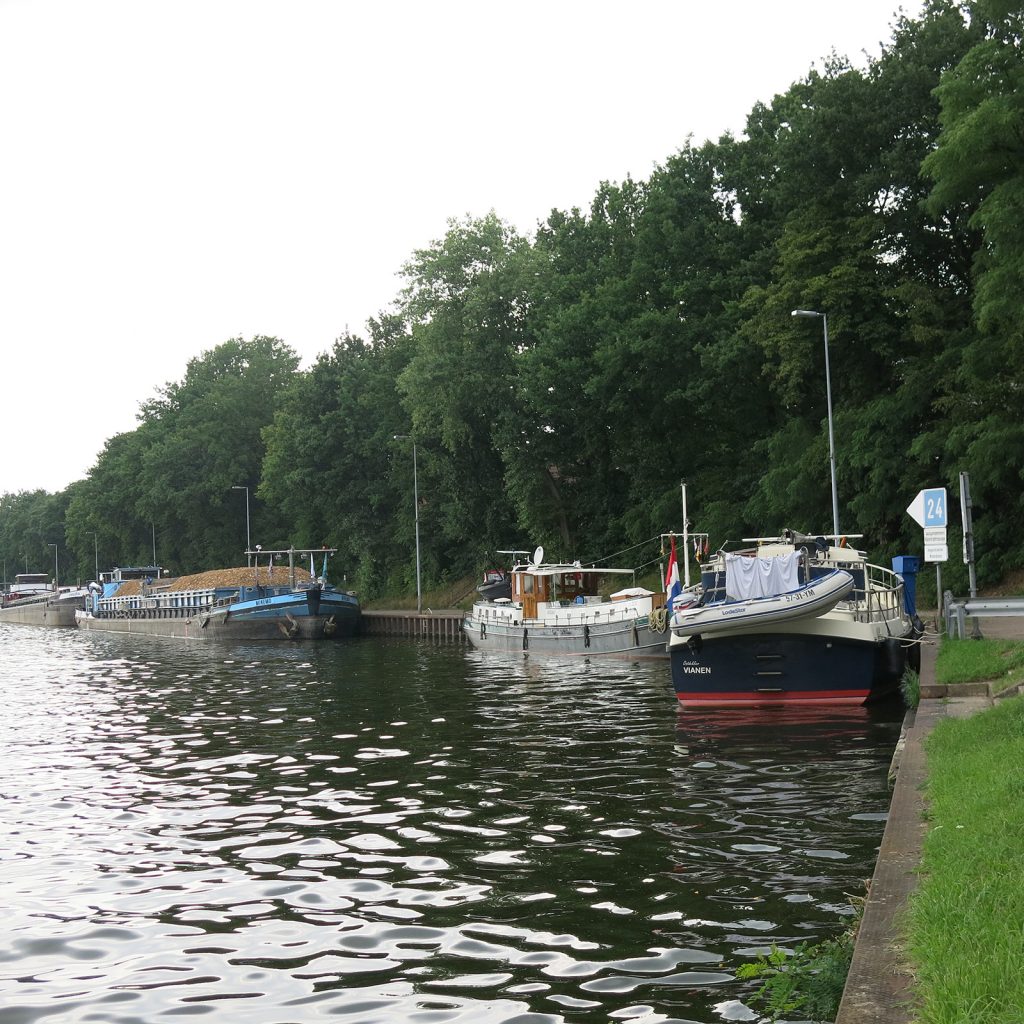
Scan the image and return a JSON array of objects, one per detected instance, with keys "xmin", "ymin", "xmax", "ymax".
[{"xmin": 670, "ymin": 631, "xmax": 908, "ymax": 707}]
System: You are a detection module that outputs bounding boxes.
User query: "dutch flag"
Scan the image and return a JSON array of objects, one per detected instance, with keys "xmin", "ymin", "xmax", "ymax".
[{"xmin": 665, "ymin": 535, "xmax": 682, "ymax": 610}]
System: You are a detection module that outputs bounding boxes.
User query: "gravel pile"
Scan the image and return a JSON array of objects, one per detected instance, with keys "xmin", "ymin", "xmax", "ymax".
[{"xmin": 112, "ymin": 565, "xmax": 313, "ymax": 597}]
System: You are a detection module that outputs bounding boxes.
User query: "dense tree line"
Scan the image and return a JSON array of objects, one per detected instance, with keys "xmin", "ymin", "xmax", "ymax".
[{"xmin": 2, "ymin": 0, "xmax": 1020, "ymax": 601}]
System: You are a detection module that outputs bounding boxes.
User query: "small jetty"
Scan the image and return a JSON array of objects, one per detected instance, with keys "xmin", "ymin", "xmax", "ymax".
[{"xmin": 360, "ymin": 609, "xmax": 466, "ymax": 643}]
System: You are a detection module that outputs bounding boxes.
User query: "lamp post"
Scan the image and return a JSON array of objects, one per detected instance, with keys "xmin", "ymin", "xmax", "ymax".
[
  {"xmin": 48, "ymin": 543, "xmax": 58, "ymax": 590},
  {"xmin": 791, "ymin": 309, "xmax": 840, "ymax": 538},
  {"xmin": 90, "ymin": 531, "xmax": 99, "ymax": 582},
  {"xmin": 393, "ymin": 435, "xmax": 422, "ymax": 614},
  {"xmin": 232, "ymin": 486, "xmax": 251, "ymax": 565}
]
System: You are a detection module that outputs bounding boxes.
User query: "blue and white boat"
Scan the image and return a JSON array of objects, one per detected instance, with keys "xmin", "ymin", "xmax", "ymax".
[
  {"xmin": 667, "ymin": 530, "xmax": 918, "ymax": 707},
  {"xmin": 75, "ymin": 547, "xmax": 360, "ymax": 641}
]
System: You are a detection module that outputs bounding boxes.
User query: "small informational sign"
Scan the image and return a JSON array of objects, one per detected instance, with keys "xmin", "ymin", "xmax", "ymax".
[
  {"xmin": 924, "ymin": 526, "xmax": 949, "ymax": 563},
  {"xmin": 907, "ymin": 487, "xmax": 948, "ymax": 528}
]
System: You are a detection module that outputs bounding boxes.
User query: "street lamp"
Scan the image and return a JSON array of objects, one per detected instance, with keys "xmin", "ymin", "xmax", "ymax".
[
  {"xmin": 792, "ymin": 309, "xmax": 840, "ymax": 538},
  {"xmin": 48, "ymin": 542, "xmax": 58, "ymax": 590},
  {"xmin": 393, "ymin": 435, "xmax": 422, "ymax": 614},
  {"xmin": 232, "ymin": 486, "xmax": 251, "ymax": 565},
  {"xmin": 91, "ymin": 531, "xmax": 99, "ymax": 582}
]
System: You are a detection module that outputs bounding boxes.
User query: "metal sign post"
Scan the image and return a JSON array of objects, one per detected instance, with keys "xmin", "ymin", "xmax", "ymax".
[{"xmin": 959, "ymin": 471, "xmax": 982, "ymax": 638}]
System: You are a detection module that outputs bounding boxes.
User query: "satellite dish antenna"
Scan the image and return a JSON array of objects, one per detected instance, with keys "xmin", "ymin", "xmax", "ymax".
[{"xmin": 532, "ymin": 545, "xmax": 544, "ymax": 566}]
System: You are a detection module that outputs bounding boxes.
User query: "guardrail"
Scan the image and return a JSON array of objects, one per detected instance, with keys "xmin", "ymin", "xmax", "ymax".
[{"xmin": 944, "ymin": 592, "xmax": 1024, "ymax": 638}]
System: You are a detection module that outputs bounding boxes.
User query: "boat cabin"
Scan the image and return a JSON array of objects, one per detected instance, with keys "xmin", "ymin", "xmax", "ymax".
[
  {"xmin": 5, "ymin": 573, "xmax": 52, "ymax": 599},
  {"xmin": 510, "ymin": 563, "xmax": 634, "ymax": 619},
  {"xmin": 101, "ymin": 566, "xmax": 164, "ymax": 584}
]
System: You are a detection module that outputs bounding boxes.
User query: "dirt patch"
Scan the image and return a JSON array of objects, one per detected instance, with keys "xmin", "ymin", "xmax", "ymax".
[{"xmin": 984, "ymin": 568, "xmax": 1024, "ymax": 598}]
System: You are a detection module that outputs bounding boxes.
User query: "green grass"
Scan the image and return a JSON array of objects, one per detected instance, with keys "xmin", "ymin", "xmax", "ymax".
[
  {"xmin": 935, "ymin": 637, "xmax": 1024, "ymax": 690},
  {"xmin": 908, "ymin": 696, "xmax": 1024, "ymax": 1023},
  {"xmin": 900, "ymin": 668, "xmax": 920, "ymax": 709}
]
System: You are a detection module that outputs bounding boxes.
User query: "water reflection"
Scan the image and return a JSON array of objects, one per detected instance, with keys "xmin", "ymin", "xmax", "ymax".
[{"xmin": 0, "ymin": 625, "xmax": 901, "ymax": 1023}]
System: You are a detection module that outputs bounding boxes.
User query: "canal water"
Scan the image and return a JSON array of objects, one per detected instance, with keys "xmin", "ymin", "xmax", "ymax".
[{"xmin": 0, "ymin": 625, "xmax": 904, "ymax": 1024}]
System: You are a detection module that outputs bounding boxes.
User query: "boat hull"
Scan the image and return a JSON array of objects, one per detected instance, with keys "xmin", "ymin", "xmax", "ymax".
[
  {"xmin": 670, "ymin": 628, "xmax": 910, "ymax": 707},
  {"xmin": 464, "ymin": 614, "xmax": 668, "ymax": 658},
  {"xmin": 77, "ymin": 592, "xmax": 360, "ymax": 641},
  {"xmin": 0, "ymin": 594, "xmax": 86, "ymax": 628}
]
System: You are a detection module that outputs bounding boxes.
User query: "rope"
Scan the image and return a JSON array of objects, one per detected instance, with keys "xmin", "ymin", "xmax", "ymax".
[{"xmin": 580, "ymin": 533, "xmax": 663, "ymax": 569}]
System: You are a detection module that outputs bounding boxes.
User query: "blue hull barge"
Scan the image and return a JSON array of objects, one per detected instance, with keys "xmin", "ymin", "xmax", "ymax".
[{"xmin": 76, "ymin": 548, "xmax": 360, "ymax": 641}]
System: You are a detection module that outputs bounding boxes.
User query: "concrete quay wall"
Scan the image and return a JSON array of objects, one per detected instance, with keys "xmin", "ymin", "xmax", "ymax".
[{"xmin": 836, "ymin": 615, "xmax": 1024, "ymax": 1023}]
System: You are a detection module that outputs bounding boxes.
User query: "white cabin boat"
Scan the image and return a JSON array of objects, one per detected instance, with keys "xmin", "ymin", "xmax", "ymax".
[{"xmin": 464, "ymin": 547, "xmax": 671, "ymax": 658}]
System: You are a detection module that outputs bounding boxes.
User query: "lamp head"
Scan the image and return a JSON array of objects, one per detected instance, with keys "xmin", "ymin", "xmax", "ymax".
[{"xmin": 791, "ymin": 309, "xmax": 822, "ymax": 318}]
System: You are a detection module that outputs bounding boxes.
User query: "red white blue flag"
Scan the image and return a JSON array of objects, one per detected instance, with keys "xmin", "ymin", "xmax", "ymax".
[{"xmin": 665, "ymin": 536, "xmax": 682, "ymax": 609}]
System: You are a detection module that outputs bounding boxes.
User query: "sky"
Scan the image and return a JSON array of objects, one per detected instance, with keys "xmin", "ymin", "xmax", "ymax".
[{"xmin": 1, "ymin": 0, "xmax": 923, "ymax": 495}]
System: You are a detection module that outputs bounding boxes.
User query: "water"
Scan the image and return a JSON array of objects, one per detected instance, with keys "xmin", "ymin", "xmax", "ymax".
[{"xmin": 0, "ymin": 624, "xmax": 903, "ymax": 1023}]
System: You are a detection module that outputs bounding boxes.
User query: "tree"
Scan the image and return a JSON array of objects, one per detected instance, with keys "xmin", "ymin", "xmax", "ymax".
[
  {"xmin": 923, "ymin": 0, "xmax": 1024, "ymax": 573},
  {"xmin": 260, "ymin": 322, "xmax": 415, "ymax": 595},
  {"xmin": 396, "ymin": 213, "xmax": 530, "ymax": 569}
]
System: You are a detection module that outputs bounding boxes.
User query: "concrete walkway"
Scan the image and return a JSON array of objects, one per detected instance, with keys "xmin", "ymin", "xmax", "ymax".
[{"xmin": 835, "ymin": 622, "xmax": 1010, "ymax": 1023}]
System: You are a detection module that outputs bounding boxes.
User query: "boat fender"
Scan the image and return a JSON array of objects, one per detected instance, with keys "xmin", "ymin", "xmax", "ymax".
[
  {"xmin": 480, "ymin": 621, "xmax": 487, "ymax": 639},
  {"xmin": 583, "ymin": 624, "xmax": 590, "ymax": 648},
  {"xmin": 200, "ymin": 616, "xmax": 210, "ymax": 629},
  {"xmin": 632, "ymin": 623, "xmax": 639, "ymax": 647},
  {"xmin": 324, "ymin": 615, "xmax": 337, "ymax": 637},
  {"xmin": 522, "ymin": 628, "xmax": 528, "ymax": 651}
]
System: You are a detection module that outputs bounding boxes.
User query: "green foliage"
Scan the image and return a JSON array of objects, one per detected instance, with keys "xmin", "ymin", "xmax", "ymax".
[
  {"xmin": 901, "ymin": 667, "xmax": 921, "ymax": 709},
  {"xmin": 0, "ymin": 489, "xmax": 71, "ymax": 583},
  {"xmin": 736, "ymin": 933, "xmax": 855, "ymax": 1022}
]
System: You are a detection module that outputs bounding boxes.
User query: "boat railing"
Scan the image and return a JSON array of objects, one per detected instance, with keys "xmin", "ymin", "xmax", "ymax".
[
  {"xmin": 835, "ymin": 563, "xmax": 906, "ymax": 624},
  {"xmin": 99, "ymin": 587, "xmax": 219, "ymax": 613},
  {"xmin": 474, "ymin": 600, "xmax": 651, "ymax": 627}
]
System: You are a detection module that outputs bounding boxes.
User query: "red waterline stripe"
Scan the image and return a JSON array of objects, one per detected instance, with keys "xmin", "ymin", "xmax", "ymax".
[{"xmin": 675, "ymin": 688, "xmax": 870, "ymax": 707}]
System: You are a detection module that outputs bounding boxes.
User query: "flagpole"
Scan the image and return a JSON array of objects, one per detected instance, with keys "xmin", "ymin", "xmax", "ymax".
[{"xmin": 681, "ymin": 481, "xmax": 690, "ymax": 588}]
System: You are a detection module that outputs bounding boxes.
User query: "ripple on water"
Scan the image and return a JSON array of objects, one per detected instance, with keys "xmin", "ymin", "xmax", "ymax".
[{"xmin": 0, "ymin": 628, "xmax": 902, "ymax": 1022}]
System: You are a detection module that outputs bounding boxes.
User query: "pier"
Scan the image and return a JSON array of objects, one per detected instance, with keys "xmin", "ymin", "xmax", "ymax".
[{"xmin": 360, "ymin": 609, "xmax": 467, "ymax": 643}]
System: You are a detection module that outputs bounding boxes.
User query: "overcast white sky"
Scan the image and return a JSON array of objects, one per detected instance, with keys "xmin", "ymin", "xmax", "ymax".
[{"xmin": 1, "ymin": 0, "xmax": 921, "ymax": 495}]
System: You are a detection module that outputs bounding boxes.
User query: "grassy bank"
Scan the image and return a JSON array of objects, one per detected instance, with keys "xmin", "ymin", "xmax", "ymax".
[
  {"xmin": 908, "ymin": 695, "xmax": 1024, "ymax": 1023},
  {"xmin": 935, "ymin": 636, "xmax": 1024, "ymax": 692}
]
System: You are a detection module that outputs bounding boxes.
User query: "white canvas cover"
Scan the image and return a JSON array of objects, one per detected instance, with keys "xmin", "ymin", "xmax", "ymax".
[{"xmin": 724, "ymin": 551, "xmax": 800, "ymax": 601}]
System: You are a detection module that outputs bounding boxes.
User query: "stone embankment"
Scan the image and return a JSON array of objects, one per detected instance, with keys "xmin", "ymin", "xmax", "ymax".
[{"xmin": 836, "ymin": 614, "xmax": 1024, "ymax": 1023}]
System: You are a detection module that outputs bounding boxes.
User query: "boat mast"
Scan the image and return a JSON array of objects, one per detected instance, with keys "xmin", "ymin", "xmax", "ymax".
[{"xmin": 681, "ymin": 480, "xmax": 690, "ymax": 588}]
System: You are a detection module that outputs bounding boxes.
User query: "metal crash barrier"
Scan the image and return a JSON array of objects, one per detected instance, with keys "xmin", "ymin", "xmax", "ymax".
[{"xmin": 944, "ymin": 592, "xmax": 1024, "ymax": 639}]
